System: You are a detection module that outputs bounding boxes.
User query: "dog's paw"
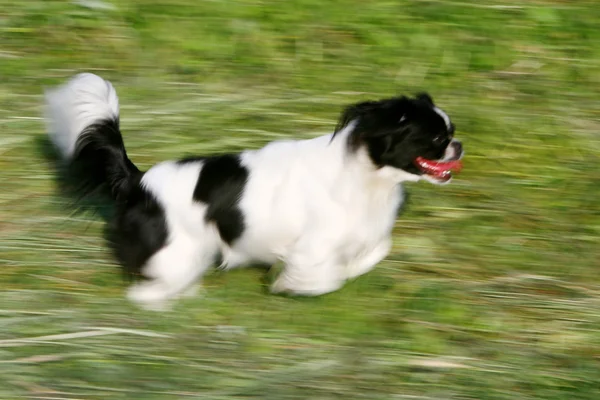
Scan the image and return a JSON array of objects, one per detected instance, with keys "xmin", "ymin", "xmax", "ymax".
[
  {"xmin": 180, "ymin": 284, "xmax": 200, "ymax": 299},
  {"xmin": 270, "ymin": 274, "xmax": 342, "ymax": 297},
  {"xmin": 127, "ymin": 281, "xmax": 172, "ymax": 311}
]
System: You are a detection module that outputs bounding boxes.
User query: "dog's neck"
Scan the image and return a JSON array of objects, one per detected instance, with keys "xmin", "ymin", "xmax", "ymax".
[
  {"xmin": 318, "ymin": 128, "xmax": 404, "ymax": 217},
  {"xmin": 329, "ymin": 123, "xmax": 420, "ymax": 189}
]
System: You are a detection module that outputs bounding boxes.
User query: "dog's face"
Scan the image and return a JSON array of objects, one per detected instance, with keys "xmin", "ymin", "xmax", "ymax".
[{"xmin": 336, "ymin": 93, "xmax": 463, "ymax": 184}]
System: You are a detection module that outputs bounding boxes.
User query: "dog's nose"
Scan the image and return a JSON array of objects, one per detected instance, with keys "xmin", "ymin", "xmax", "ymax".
[
  {"xmin": 450, "ymin": 140, "xmax": 463, "ymax": 159},
  {"xmin": 447, "ymin": 139, "xmax": 463, "ymax": 160}
]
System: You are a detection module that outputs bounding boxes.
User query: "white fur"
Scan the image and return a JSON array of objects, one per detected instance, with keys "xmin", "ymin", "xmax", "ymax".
[
  {"xmin": 131, "ymin": 124, "xmax": 416, "ymax": 308},
  {"xmin": 433, "ymin": 106, "xmax": 451, "ymax": 130},
  {"xmin": 129, "ymin": 161, "xmax": 216, "ymax": 310},
  {"xmin": 45, "ymin": 73, "xmax": 458, "ymax": 310},
  {"xmin": 44, "ymin": 73, "xmax": 119, "ymax": 159}
]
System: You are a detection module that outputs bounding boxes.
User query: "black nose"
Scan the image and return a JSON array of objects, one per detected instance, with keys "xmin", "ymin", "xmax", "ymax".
[{"xmin": 451, "ymin": 140, "xmax": 463, "ymax": 158}]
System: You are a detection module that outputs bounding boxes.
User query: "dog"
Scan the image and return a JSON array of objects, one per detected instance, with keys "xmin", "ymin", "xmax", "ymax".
[{"xmin": 44, "ymin": 73, "xmax": 463, "ymax": 310}]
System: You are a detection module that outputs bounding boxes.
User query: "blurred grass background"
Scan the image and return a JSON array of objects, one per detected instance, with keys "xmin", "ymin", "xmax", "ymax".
[{"xmin": 1, "ymin": 0, "xmax": 600, "ymax": 398}]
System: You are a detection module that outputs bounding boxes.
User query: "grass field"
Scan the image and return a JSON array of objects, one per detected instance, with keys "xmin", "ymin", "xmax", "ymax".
[{"xmin": 1, "ymin": 0, "xmax": 600, "ymax": 398}]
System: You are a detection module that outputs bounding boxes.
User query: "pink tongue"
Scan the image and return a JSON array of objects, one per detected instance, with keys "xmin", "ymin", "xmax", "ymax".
[{"xmin": 414, "ymin": 157, "xmax": 463, "ymax": 178}]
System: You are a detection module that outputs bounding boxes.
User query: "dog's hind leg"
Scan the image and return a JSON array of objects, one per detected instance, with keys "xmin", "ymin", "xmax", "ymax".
[{"xmin": 126, "ymin": 234, "xmax": 218, "ymax": 310}]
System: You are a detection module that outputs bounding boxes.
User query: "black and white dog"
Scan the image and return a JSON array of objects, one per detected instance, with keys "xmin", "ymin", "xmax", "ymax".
[{"xmin": 45, "ymin": 73, "xmax": 463, "ymax": 310}]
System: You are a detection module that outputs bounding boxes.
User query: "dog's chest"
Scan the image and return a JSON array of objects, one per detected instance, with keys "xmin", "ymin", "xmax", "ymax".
[{"xmin": 339, "ymin": 185, "xmax": 402, "ymax": 253}]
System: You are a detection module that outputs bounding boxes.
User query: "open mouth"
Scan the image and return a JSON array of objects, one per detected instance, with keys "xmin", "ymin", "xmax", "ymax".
[{"xmin": 414, "ymin": 156, "xmax": 463, "ymax": 182}]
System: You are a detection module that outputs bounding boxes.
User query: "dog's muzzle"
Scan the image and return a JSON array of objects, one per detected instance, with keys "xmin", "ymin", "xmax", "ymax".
[{"xmin": 414, "ymin": 139, "xmax": 464, "ymax": 182}]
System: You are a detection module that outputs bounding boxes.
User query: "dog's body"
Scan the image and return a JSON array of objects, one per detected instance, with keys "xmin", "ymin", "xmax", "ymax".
[{"xmin": 45, "ymin": 73, "xmax": 463, "ymax": 309}]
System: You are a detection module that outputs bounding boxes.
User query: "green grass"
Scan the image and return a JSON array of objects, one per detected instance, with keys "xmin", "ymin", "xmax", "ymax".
[{"xmin": 1, "ymin": 0, "xmax": 600, "ymax": 398}]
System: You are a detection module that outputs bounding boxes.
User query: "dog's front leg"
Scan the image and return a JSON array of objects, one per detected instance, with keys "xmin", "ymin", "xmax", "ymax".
[
  {"xmin": 271, "ymin": 234, "xmax": 345, "ymax": 296},
  {"xmin": 345, "ymin": 238, "xmax": 392, "ymax": 280}
]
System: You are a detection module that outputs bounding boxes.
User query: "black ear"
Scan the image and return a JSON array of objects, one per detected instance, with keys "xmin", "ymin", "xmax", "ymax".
[
  {"xmin": 416, "ymin": 92, "xmax": 434, "ymax": 106},
  {"xmin": 335, "ymin": 97, "xmax": 413, "ymax": 134},
  {"xmin": 334, "ymin": 100, "xmax": 381, "ymax": 134}
]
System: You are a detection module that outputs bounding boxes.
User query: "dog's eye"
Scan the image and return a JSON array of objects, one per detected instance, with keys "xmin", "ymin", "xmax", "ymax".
[{"xmin": 433, "ymin": 134, "xmax": 446, "ymax": 144}]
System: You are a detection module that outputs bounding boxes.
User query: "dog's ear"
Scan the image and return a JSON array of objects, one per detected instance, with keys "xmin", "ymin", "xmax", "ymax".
[
  {"xmin": 333, "ymin": 97, "xmax": 416, "ymax": 167},
  {"xmin": 335, "ymin": 97, "xmax": 413, "ymax": 135},
  {"xmin": 415, "ymin": 92, "xmax": 434, "ymax": 106},
  {"xmin": 334, "ymin": 100, "xmax": 381, "ymax": 134}
]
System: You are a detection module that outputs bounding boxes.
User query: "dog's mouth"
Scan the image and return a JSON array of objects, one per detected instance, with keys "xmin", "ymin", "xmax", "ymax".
[
  {"xmin": 414, "ymin": 157, "xmax": 463, "ymax": 182},
  {"xmin": 414, "ymin": 141, "xmax": 464, "ymax": 182}
]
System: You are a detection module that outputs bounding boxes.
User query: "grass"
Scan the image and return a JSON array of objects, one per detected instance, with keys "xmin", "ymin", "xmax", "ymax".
[{"xmin": 1, "ymin": 0, "xmax": 600, "ymax": 398}]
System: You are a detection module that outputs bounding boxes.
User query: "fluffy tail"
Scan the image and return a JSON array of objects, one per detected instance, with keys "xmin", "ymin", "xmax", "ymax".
[{"xmin": 44, "ymin": 73, "xmax": 140, "ymax": 201}]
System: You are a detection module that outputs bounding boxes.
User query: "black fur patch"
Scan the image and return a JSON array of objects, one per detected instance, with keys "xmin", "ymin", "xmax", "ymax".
[
  {"xmin": 191, "ymin": 154, "xmax": 248, "ymax": 244},
  {"xmin": 111, "ymin": 178, "xmax": 169, "ymax": 280},
  {"xmin": 49, "ymin": 116, "xmax": 161, "ymax": 280},
  {"xmin": 333, "ymin": 94, "xmax": 453, "ymax": 175},
  {"xmin": 73, "ymin": 118, "xmax": 140, "ymax": 201}
]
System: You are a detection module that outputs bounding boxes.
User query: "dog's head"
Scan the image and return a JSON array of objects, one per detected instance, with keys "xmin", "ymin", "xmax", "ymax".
[{"xmin": 335, "ymin": 93, "xmax": 463, "ymax": 184}]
